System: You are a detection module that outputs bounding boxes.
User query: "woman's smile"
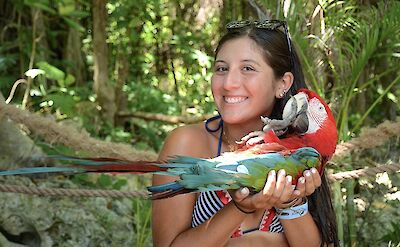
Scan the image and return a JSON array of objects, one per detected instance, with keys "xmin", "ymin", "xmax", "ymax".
[{"xmin": 223, "ymin": 96, "xmax": 248, "ymax": 104}]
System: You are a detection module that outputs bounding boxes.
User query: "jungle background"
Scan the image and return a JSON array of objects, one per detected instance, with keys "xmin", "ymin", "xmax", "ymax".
[{"xmin": 0, "ymin": 0, "xmax": 399, "ymax": 246}]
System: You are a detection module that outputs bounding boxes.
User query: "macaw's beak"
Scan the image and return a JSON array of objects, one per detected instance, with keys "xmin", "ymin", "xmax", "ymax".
[
  {"xmin": 283, "ymin": 92, "xmax": 309, "ymax": 134},
  {"xmin": 292, "ymin": 110, "xmax": 309, "ymax": 134}
]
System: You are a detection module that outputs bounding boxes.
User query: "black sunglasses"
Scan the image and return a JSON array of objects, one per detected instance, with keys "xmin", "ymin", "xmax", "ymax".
[{"xmin": 226, "ymin": 20, "xmax": 294, "ymax": 70}]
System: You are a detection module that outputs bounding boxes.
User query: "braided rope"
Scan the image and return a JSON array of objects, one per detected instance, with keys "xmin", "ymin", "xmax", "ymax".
[
  {"xmin": 0, "ymin": 163, "xmax": 398, "ymax": 198},
  {"xmin": 333, "ymin": 117, "xmax": 400, "ymax": 159},
  {"xmin": 328, "ymin": 162, "xmax": 400, "ymax": 182},
  {"xmin": 0, "ymin": 184, "xmax": 150, "ymax": 198},
  {"xmin": 0, "ymin": 101, "xmax": 158, "ymax": 161}
]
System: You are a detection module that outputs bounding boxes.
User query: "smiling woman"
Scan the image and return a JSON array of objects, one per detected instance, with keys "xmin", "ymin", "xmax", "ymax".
[{"xmin": 152, "ymin": 20, "xmax": 338, "ymax": 247}]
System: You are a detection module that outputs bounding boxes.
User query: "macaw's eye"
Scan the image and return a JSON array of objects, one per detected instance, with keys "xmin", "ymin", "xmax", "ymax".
[{"xmin": 314, "ymin": 101, "xmax": 326, "ymax": 113}]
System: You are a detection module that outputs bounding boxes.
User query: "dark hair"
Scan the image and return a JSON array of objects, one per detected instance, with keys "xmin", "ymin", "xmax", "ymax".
[{"xmin": 215, "ymin": 25, "xmax": 339, "ymax": 247}]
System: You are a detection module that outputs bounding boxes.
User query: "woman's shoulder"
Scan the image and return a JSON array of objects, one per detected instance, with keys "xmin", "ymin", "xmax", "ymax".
[
  {"xmin": 159, "ymin": 123, "xmax": 215, "ymax": 160},
  {"xmin": 164, "ymin": 123, "xmax": 209, "ymax": 151},
  {"xmin": 168, "ymin": 123, "xmax": 207, "ymax": 141}
]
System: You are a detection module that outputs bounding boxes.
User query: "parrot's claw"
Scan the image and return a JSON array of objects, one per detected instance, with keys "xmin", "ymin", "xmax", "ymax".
[
  {"xmin": 237, "ymin": 131, "xmax": 265, "ymax": 147},
  {"xmin": 245, "ymin": 136, "xmax": 265, "ymax": 146},
  {"xmin": 261, "ymin": 116, "xmax": 271, "ymax": 125}
]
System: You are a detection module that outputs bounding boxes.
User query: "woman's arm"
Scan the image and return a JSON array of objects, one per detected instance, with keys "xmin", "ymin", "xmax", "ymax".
[
  {"xmin": 229, "ymin": 168, "xmax": 323, "ymax": 247},
  {"xmin": 152, "ymin": 125, "xmax": 250, "ymax": 247},
  {"xmin": 277, "ymin": 169, "xmax": 323, "ymax": 247}
]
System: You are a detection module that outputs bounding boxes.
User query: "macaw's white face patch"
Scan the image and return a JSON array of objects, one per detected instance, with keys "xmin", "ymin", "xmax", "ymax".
[{"xmin": 306, "ymin": 97, "xmax": 328, "ymax": 134}]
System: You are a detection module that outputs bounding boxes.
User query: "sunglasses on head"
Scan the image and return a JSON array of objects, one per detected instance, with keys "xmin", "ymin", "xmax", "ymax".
[{"xmin": 226, "ymin": 20, "xmax": 294, "ymax": 70}]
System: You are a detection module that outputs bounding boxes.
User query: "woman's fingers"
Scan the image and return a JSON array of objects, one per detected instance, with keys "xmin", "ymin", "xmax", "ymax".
[
  {"xmin": 235, "ymin": 169, "xmax": 280, "ymax": 210},
  {"xmin": 272, "ymin": 170, "xmax": 293, "ymax": 203},
  {"xmin": 303, "ymin": 170, "xmax": 315, "ymax": 195},
  {"xmin": 261, "ymin": 170, "xmax": 276, "ymax": 196},
  {"xmin": 293, "ymin": 176, "xmax": 306, "ymax": 198},
  {"xmin": 232, "ymin": 168, "xmax": 312, "ymax": 211},
  {"xmin": 263, "ymin": 170, "xmax": 276, "ymax": 192},
  {"xmin": 280, "ymin": 175, "xmax": 294, "ymax": 202},
  {"xmin": 273, "ymin": 170, "xmax": 286, "ymax": 196},
  {"xmin": 310, "ymin": 168, "xmax": 322, "ymax": 187},
  {"xmin": 293, "ymin": 168, "xmax": 322, "ymax": 197},
  {"xmin": 259, "ymin": 169, "xmax": 293, "ymax": 207}
]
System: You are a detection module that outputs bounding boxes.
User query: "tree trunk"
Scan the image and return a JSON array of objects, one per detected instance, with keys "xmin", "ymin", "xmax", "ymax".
[
  {"xmin": 114, "ymin": 46, "xmax": 129, "ymax": 126},
  {"xmin": 92, "ymin": 0, "xmax": 116, "ymax": 125},
  {"xmin": 65, "ymin": 25, "xmax": 87, "ymax": 86}
]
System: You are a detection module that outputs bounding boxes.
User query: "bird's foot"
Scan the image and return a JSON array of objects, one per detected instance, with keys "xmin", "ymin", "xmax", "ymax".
[{"xmin": 237, "ymin": 131, "xmax": 265, "ymax": 147}]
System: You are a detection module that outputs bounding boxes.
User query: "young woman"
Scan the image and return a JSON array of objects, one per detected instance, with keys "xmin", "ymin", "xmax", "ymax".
[{"xmin": 152, "ymin": 20, "xmax": 338, "ymax": 247}]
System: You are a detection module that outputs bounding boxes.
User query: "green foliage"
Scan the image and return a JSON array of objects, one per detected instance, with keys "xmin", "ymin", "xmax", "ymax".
[
  {"xmin": 380, "ymin": 221, "xmax": 400, "ymax": 244},
  {"xmin": 287, "ymin": 2, "xmax": 400, "ymax": 245},
  {"xmin": 132, "ymin": 198, "xmax": 152, "ymax": 247},
  {"xmin": 71, "ymin": 174, "xmax": 128, "ymax": 190},
  {"xmin": 291, "ymin": 1, "xmax": 400, "ymax": 140},
  {"xmin": 24, "ymin": 0, "xmax": 57, "ymax": 15}
]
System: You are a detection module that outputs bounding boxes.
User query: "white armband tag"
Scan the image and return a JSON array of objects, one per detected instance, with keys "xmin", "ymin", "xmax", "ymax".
[{"xmin": 275, "ymin": 198, "xmax": 308, "ymax": 220}]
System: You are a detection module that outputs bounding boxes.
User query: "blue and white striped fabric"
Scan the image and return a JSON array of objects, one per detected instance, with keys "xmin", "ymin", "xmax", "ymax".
[
  {"xmin": 192, "ymin": 191, "xmax": 224, "ymax": 227},
  {"xmin": 191, "ymin": 191, "xmax": 284, "ymax": 233}
]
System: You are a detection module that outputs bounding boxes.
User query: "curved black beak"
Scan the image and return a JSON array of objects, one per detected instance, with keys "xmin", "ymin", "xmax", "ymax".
[{"xmin": 292, "ymin": 111, "xmax": 309, "ymax": 134}]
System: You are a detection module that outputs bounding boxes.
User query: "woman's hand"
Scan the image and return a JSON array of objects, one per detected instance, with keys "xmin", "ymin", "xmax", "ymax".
[
  {"xmin": 293, "ymin": 168, "xmax": 322, "ymax": 198},
  {"xmin": 230, "ymin": 168, "xmax": 322, "ymax": 212},
  {"xmin": 230, "ymin": 169, "xmax": 294, "ymax": 212}
]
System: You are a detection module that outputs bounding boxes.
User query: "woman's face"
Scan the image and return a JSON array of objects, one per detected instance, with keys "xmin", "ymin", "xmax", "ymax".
[{"xmin": 211, "ymin": 36, "xmax": 280, "ymax": 125}]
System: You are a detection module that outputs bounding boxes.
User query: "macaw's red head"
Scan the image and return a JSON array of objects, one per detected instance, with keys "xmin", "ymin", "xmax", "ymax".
[{"xmin": 283, "ymin": 88, "xmax": 338, "ymax": 162}]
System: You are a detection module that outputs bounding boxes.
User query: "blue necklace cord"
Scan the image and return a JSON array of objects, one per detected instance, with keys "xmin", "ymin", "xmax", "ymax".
[{"xmin": 204, "ymin": 114, "xmax": 224, "ymax": 156}]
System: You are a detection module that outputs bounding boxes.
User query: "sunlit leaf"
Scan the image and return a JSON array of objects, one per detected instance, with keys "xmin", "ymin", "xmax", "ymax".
[
  {"xmin": 387, "ymin": 92, "xmax": 398, "ymax": 103},
  {"xmin": 36, "ymin": 61, "xmax": 65, "ymax": 81},
  {"xmin": 392, "ymin": 53, "xmax": 400, "ymax": 58},
  {"xmin": 25, "ymin": 69, "xmax": 45, "ymax": 79},
  {"xmin": 63, "ymin": 74, "xmax": 76, "ymax": 87}
]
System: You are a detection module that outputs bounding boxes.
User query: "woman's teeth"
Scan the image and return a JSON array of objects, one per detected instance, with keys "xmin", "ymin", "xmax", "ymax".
[{"xmin": 224, "ymin": 96, "xmax": 247, "ymax": 104}]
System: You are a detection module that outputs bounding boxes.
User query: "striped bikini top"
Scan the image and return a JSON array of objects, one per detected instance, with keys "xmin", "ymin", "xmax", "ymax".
[{"xmin": 191, "ymin": 115, "xmax": 283, "ymax": 237}]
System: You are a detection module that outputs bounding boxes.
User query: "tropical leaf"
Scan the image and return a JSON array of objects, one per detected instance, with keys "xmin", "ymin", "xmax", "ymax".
[
  {"xmin": 24, "ymin": 0, "xmax": 57, "ymax": 15},
  {"xmin": 63, "ymin": 17, "xmax": 85, "ymax": 32},
  {"xmin": 36, "ymin": 61, "xmax": 66, "ymax": 81}
]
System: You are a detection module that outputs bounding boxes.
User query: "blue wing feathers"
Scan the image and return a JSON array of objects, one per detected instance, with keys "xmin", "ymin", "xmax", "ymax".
[
  {"xmin": 0, "ymin": 167, "xmax": 82, "ymax": 176},
  {"xmin": 147, "ymin": 182, "xmax": 183, "ymax": 193}
]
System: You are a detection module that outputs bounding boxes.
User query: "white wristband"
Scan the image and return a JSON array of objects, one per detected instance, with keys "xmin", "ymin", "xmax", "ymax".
[{"xmin": 275, "ymin": 198, "xmax": 308, "ymax": 220}]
